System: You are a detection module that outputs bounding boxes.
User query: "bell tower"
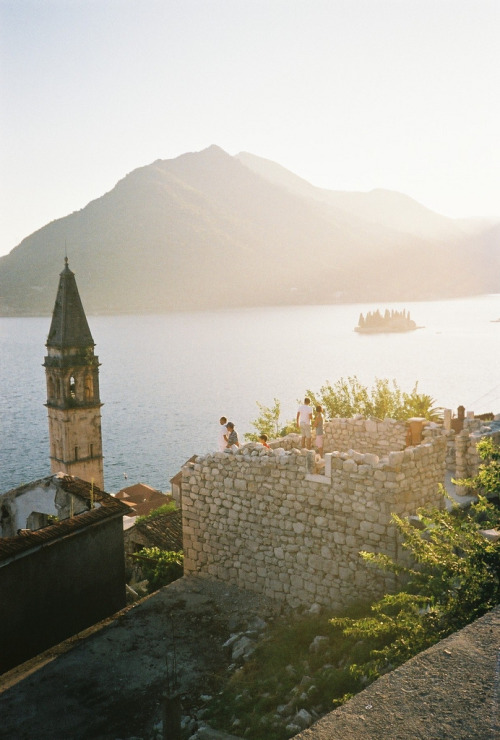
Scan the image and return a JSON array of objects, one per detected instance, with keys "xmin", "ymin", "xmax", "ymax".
[{"xmin": 44, "ymin": 258, "xmax": 104, "ymax": 489}]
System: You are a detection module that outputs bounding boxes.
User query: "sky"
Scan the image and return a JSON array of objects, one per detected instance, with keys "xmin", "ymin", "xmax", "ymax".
[{"xmin": 1, "ymin": 0, "xmax": 499, "ymax": 257}]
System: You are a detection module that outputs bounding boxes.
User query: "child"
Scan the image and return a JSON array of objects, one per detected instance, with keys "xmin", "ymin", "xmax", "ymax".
[{"xmin": 259, "ymin": 433, "xmax": 270, "ymax": 449}]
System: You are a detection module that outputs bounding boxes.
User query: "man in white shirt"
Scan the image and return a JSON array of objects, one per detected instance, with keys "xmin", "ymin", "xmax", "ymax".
[
  {"xmin": 218, "ymin": 416, "xmax": 228, "ymax": 451},
  {"xmin": 296, "ymin": 397, "xmax": 313, "ymax": 449}
]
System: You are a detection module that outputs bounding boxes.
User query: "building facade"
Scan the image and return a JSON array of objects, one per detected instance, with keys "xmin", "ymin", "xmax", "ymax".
[{"xmin": 0, "ymin": 474, "xmax": 128, "ymax": 673}]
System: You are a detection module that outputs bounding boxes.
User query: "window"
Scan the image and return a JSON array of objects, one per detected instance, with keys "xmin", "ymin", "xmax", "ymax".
[
  {"xmin": 48, "ymin": 377, "xmax": 55, "ymax": 400},
  {"xmin": 85, "ymin": 376, "xmax": 93, "ymax": 400}
]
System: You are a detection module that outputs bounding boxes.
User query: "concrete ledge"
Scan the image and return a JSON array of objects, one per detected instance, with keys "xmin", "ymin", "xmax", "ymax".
[{"xmin": 305, "ymin": 474, "xmax": 331, "ymax": 485}]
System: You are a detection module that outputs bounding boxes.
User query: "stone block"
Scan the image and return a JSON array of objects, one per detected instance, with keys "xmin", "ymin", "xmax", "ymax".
[
  {"xmin": 315, "ymin": 516, "xmax": 328, "ymax": 527},
  {"xmin": 320, "ymin": 545, "xmax": 332, "ymax": 559},
  {"xmin": 331, "ymin": 529, "xmax": 346, "ymax": 545},
  {"xmin": 305, "ymin": 554, "xmax": 321, "ymax": 571},
  {"xmin": 388, "ymin": 451, "xmax": 405, "ymax": 467},
  {"xmin": 343, "ymin": 459, "xmax": 358, "ymax": 473},
  {"xmin": 290, "ymin": 574, "xmax": 304, "ymax": 589}
]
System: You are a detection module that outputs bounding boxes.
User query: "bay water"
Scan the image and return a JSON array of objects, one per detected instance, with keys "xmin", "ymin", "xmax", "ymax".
[{"xmin": 1, "ymin": 296, "xmax": 500, "ymax": 494}]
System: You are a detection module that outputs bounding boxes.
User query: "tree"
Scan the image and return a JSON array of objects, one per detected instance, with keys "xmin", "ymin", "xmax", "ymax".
[
  {"xmin": 306, "ymin": 376, "xmax": 371, "ymax": 419},
  {"xmin": 365, "ymin": 377, "xmax": 405, "ymax": 419},
  {"xmin": 306, "ymin": 376, "xmax": 440, "ymax": 421},
  {"xmin": 244, "ymin": 398, "xmax": 296, "ymax": 442},
  {"xmin": 401, "ymin": 383, "xmax": 442, "ymax": 422},
  {"xmin": 246, "ymin": 378, "xmax": 442, "ymax": 446}
]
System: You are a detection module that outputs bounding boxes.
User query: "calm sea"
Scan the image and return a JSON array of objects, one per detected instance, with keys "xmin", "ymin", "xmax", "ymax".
[{"xmin": 1, "ymin": 296, "xmax": 500, "ymax": 494}]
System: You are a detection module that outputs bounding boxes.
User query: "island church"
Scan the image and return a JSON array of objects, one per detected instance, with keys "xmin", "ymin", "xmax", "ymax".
[{"xmin": 43, "ymin": 257, "xmax": 104, "ymax": 489}]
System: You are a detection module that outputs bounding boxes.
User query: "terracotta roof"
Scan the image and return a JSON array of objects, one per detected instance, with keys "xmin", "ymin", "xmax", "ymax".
[
  {"xmin": 132, "ymin": 510, "xmax": 183, "ymax": 551},
  {"xmin": 46, "ymin": 258, "xmax": 94, "ymax": 349},
  {"xmin": 116, "ymin": 483, "xmax": 161, "ymax": 500},
  {"xmin": 0, "ymin": 475, "xmax": 129, "ymax": 562},
  {"xmin": 115, "ymin": 483, "xmax": 171, "ymax": 516}
]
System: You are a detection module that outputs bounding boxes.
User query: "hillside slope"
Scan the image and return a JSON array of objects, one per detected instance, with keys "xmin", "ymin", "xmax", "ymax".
[{"xmin": 0, "ymin": 146, "xmax": 495, "ymax": 315}]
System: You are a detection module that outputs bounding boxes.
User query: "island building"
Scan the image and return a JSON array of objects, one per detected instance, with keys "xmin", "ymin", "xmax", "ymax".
[{"xmin": 43, "ymin": 257, "xmax": 104, "ymax": 489}]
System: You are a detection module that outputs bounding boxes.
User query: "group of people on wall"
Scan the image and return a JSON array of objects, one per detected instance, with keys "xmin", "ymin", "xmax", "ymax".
[{"xmin": 217, "ymin": 397, "xmax": 323, "ymax": 456}]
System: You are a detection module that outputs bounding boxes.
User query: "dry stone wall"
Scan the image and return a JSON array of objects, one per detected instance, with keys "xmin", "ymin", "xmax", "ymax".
[
  {"xmin": 181, "ymin": 420, "xmax": 447, "ymax": 610},
  {"xmin": 322, "ymin": 415, "xmax": 408, "ymax": 456},
  {"xmin": 454, "ymin": 418, "xmax": 500, "ymax": 480},
  {"xmin": 270, "ymin": 417, "xmax": 409, "ymax": 457}
]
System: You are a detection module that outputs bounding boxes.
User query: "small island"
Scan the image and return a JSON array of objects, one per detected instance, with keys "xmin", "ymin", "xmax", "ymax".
[{"xmin": 355, "ymin": 308, "xmax": 421, "ymax": 333}]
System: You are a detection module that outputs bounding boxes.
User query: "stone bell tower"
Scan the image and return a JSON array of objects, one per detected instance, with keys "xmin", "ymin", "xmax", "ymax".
[{"xmin": 44, "ymin": 258, "xmax": 104, "ymax": 489}]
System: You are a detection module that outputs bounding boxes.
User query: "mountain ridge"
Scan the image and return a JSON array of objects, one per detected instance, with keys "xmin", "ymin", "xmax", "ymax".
[
  {"xmin": 0, "ymin": 146, "xmax": 497, "ymax": 316},
  {"xmin": 235, "ymin": 150, "xmax": 471, "ymax": 241}
]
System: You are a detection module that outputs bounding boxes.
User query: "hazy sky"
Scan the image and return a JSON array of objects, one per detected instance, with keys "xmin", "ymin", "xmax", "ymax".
[{"xmin": 1, "ymin": 0, "xmax": 499, "ymax": 256}]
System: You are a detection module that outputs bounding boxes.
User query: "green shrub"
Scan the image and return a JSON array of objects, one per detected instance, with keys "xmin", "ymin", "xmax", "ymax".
[
  {"xmin": 454, "ymin": 436, "xmax": 500, "ymax": 496},
  {"xmin": 245, "ymin": 398, "xmax": 296, "ymax": 442},
  {"xmin": 247, "ymin": 379, "xmax": 442, "ymax": 443},
  {"xmin": 307, "ymin": 376, "xmax": 441, "ymax": 421},
  {"xmin": 330, "ymin": 480, "xmax": 500, "ymax": 689},
  {"xmin": 132, "ymin": 547, "xmax": 183, "ymax": 593}
]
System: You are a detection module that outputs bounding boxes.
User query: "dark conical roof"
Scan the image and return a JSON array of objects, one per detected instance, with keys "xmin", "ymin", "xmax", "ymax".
[{"xmin": 46, "ymin": 258, "xmax": 94, "ymax": 348}]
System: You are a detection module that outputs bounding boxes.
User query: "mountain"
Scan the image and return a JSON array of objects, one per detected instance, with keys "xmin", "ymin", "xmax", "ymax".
[
  {"xmin": 235, "ymin": 152, "xmax": 472, "ymax": 240},
  {"xmin": 0, "ymin": 145, "xmax": 497, "ymax": 316}
]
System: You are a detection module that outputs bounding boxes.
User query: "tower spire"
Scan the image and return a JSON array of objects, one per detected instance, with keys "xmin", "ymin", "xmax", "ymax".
[
  {"xmin": 46, "ymin": 258, "xmax": 94, "ymax": 349},
  {"xmin": 44, "ymin": 259, "xmax": 104, "ymax": 489}
]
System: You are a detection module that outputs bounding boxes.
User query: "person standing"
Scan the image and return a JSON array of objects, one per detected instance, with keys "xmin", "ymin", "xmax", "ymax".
[
  {"xmin": 313, "ymin": 404, "xmax": 324, "ymax": 457},
  {"xmin": 225, "ymin": 422, "xmax": 240, "ymax": 449},
  {"xmin": 296, "ymin": 397, "xmax": 313, "ymax": 449},
  {"xmin": 218, "ymin": 417, "xmax": 228, "ymax": 451}
]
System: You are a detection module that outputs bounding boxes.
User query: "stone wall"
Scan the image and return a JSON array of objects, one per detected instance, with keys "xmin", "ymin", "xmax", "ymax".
[
  {"xmin": 323, "ymin": 415, "xmax": 408, "ymax": 456},
  {"xmin": 181, "ymin": 424, "xmax": 447, "ymax": 610},
  {"xmin": 454, "ymin": 418, "xmax": 500, "ymax": 480},
  {"xmin": 269, "ymin": 417, "xmax": 409, "ymax": 457}
]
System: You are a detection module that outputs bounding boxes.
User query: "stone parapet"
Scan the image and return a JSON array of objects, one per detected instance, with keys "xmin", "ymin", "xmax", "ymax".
[{"xmin": 323, "ymin": 415, "xmax": 408, "ymax": 456}]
